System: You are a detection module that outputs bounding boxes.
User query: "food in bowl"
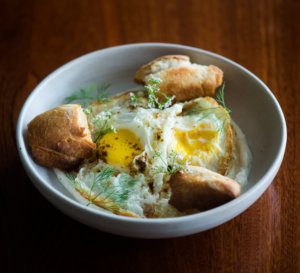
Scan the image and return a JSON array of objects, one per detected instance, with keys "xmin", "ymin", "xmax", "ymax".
[{"xmin": 27, "ymin": 55, "xmax": 252, "ymax": 218}]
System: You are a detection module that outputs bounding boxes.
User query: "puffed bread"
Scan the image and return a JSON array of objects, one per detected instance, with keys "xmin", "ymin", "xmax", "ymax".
[
  {"xmin": 134, "ymin": 55, "xmax": 223, "ymax": 102},
  {"xmin": 169, "ymin": 166, "xmax": 240, "ymax": 211},
  {"xmin": 27, "ymin": 104, "xmax": 96, "ymax": 170}
]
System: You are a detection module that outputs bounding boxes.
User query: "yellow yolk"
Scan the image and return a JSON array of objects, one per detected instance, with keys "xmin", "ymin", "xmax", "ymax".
[
  {"xmin": 98, "ymin": 129, "xmax": 143, "ymax": 169},
  {"xmin": 172, "ymin": 124, "xmax": 220, "ymax": 161}
]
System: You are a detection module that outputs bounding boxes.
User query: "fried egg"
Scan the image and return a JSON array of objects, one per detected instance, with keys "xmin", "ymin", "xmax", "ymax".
[
  {"xmin": 169, "ymin": 97, "xmax": 233, "ymax": 175},
  {"xmin": 56, "ymin": 91, "xmax": 250, "ymax": 218}
]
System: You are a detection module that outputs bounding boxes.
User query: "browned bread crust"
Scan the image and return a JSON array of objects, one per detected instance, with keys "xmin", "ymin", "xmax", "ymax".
[
  {"xmin": 27, "ymin": 104, "xmax": 96, "ymax": 170},
  {"xmin": 169, "ymin": 166, "xmax": 240, "ymax": 212},
  {"xmin": 134, "ymin": 55, "xmax": 223, "ymax": 102},
  {"xmin": 134, "ymin": 55, "xmax": 190, "ymax": 83}
]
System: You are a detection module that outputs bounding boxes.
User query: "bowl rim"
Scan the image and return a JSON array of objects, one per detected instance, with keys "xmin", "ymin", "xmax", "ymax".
[{"xmin": 16, "ymin": 42, "xmax": 287, "ymax": 224}]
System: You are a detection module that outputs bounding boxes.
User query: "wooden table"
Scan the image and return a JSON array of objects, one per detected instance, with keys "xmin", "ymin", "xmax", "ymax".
[{"xmin": 1, "ymin": 0, "xmax": 299, "ymax": 272}]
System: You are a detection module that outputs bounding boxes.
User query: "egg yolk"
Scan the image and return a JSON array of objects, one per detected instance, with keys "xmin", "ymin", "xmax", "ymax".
[
  {"xmin": 98, "ymin": 129, "xmax": 143, "ymax": 169},
  {"xmin": 172, "ymin": 124, "xmax": 220, "ymax": 161}
]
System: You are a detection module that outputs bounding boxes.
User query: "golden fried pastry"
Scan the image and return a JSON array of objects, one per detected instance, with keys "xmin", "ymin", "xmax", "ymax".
[
  {"xmin": 27, "ymin": 104, "xmax": 96, "ymax": 170},
  {"xmin": 134, "ymin": 55, "xmax": 223, "ymax": 102},
  {"xmin": 169, "ymin": 165, "xmax": 241, "ymax": 211}
]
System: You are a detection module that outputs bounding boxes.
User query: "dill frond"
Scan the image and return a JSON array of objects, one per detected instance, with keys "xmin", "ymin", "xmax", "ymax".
[
  {"xmin": 66, "ymin": 168, "xmax": 137, "ymax": 213},
  {"xmin": 65, "ymin": 83, "xmax": 111, "ymax": 104},
  {"xmin": 215, "ymin": 82, "xmax": 231, "ymax": 114},
  {"xmin": 185, "ymin": 82, "xmax": 231, "ymax": 132},
  {"xmin": 66, "ymin": 173, "xmax": 89, "ymax": 196}
]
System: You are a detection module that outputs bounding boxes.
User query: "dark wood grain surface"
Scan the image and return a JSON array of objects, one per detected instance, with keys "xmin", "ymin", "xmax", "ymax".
[{"xmin": 1, "ymin": 0, "xmax": 299, "ymax": 272}]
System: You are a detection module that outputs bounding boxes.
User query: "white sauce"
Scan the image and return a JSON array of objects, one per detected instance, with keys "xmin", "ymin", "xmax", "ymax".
[{"xmin": 227, "ymin": 120, "xmax": 252, "ymax": 188}]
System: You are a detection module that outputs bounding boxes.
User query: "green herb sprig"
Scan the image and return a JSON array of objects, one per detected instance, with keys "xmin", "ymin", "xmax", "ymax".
[
  {"xmin": 145, "ymin": 78, "xmax": 175, "ymax": 110},
  {"xmin": 185, "ymin": 82, "xmax": 231, "ymax": 132},
  {"xmin": 215, "ymin": 82, "xmax": 231, "ymax": 115},
  {"xmin": 83, "ymin": 104, "xmax": 93, "ymax": 118},
  {"xmin": 154, "ymin": 150, "xmax": 186, "ymax": 175},
  {"xmin": 65, "ymin": 83, "xmax": 111, "ymax": 104},
  {"xmin": 67, "ymin": 168, "xmax": 136, "ymax": 213},
  {"xmin": 83, "ymin": 107, "xmax": 116, "ymax": 143},
  {"xmin": 130, "ymin": 92, "xmax": 139, "ymax": 107},
  {"xmin": 92, "ymin": 110, "xmax": 116, "ymax": 143}
]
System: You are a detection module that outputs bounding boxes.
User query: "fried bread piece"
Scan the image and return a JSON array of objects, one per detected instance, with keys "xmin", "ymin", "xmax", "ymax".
[
  {"xmin": 27, "ymin": 104, "xmax": 96, "ymax": 170},
  {"xmin": 169, "ymin": 166, "xmax": 240, "ymax": 212},
  {"xmin": 134, "ymin": 55, "xmax": 223, "ymax": 102}
]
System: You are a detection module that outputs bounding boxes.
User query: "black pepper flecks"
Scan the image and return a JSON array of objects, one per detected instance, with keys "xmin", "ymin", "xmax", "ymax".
[
  {"xmin": 101, "ymin": 151, "xmax": 108, "ymax": 157},
  {"xmin": 98, "ymin": 150, "xmax": 108, "ymax": 163},
  {"xmin": 136, "ymin": 159, "xmax": 146, "ymax": 172},
  {"xmin": 148, "ymin": 181, "xmax": 154, "ymax": 194}
]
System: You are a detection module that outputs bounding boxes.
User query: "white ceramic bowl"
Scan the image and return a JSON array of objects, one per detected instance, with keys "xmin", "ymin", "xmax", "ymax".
[{"xmin": 16, "ymin": 43, "xmax": 287, "ymax": 238}]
